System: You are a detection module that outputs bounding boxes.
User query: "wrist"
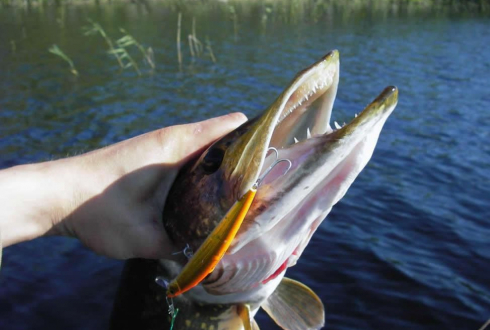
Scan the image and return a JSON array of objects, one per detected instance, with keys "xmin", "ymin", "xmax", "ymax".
[{"xmin": 0, "ymin": 160, "xmax": 78, "ymax": 247}]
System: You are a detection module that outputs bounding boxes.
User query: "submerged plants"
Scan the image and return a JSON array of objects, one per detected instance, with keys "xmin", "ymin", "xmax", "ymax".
[
  {"xmin": 178, "ymin": 14, "xmax": 217, "ymax": 65},
  {"xmin": 115, "ymin": 28, "xmax": 155, "ymax": 75},
  {"xmin": 83, "ymin": 19, "xmax": 155, "ymax": 76},
  {"xmin": 188, "ymin": 17, "xmax": 203, "ymax": 58},
  {"xmin": 82, "ymin": 19, "xmax": 124, "ymax": 69},
  {"xmin": 177, "ymin": 12, "xmax": 182, "ymax": 67},
  {"xmin": 205, "ymin": 37, "xmax": 216, "ymax": 63},
  {"xmin": 48, "ymin": 44, "xmax": 78, "ymax": 76}
]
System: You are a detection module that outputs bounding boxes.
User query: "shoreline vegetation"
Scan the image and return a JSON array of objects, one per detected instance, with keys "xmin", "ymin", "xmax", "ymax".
[
  {"xmin": 4, "ymin": 0, "xmax": 488, "ymax": 76},
  {"xmin": 1, "ymin": 0, "xmax": 489, "ymax": 14}
]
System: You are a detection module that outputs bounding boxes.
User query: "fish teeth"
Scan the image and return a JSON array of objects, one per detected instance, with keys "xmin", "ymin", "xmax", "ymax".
[
  {"xmin": 307, "ymin": 127, "xmax": 311, "ymax": 139},
  {"xmin": 294, "ymin": 137, "xmax": 299, "ymax": 144},
  {"xmin": 334, "ymin": 121, "xmax": 341, "ymax": 130},
  {"xmin": 355, "ymin": 113, "xmax": 358, "ymax": 118}
]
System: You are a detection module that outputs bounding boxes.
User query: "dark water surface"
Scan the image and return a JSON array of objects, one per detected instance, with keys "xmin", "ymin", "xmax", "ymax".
[{"xmin": 1, "ymin": 1, "xmax": 489, "ymax": 329}]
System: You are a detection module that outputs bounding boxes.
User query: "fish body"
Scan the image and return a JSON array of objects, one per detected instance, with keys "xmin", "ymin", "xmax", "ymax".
[{"xmin": 110, "ymin": 50, "xmax": 398, "ymax": 329}]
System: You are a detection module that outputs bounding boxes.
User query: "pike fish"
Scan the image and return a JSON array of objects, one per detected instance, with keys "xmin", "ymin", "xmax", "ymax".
[{"xmin": 110, "ymin": 50, "xmax": 398, "ymax": 330}]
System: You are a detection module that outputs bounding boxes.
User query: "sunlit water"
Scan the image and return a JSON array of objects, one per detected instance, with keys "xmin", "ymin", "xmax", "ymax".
[{"xmin": 0, "ymin": 2, "xmax": 489, "ymax": 329}]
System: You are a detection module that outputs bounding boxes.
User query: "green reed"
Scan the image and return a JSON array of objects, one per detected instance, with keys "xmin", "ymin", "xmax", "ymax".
[
  {"xmin": 48, "ymin": 44, "xmax": 78, "ymax": 76},
  {"xmin": 117, "ymin": 28, "xmax": 155, "ymax": 71},
  {"xmin": 184, "ymin": 16, "xmax": 216, "ymax": 63},
  {"xmin": 108, "ymin": 44, "xmax": 141, "ymax": 76},
  {"xmin": 82, "ymin": 19, "xmax": 124, "ymax": 68},
  {"xmin": 177, "ymin": 12, "xmax": 182, "ymax": 67},
  {"xmin": 188, "ymin": 17, "xmax": 203, "ymax": 58},
  {"xmin": 116, "ymin": 28, "xmax": 155, "ymax": 71},
  {"xmin": 228, "ymin": 5, "xmax": 238, "ymax": 42},
  {"xmin": 205, "ymin": 37, "xmax": 216, "ymax": 63}
]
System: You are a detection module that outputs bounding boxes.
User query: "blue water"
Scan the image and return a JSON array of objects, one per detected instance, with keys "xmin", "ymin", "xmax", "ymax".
[{"xmin": 1, "ymin": 2, "xmax": 489, "ymax": 329}]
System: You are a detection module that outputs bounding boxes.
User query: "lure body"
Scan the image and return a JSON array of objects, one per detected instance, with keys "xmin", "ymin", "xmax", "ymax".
[{"xmin": 166, "ymin": 188, "xmax": 257, "ymax": 298}]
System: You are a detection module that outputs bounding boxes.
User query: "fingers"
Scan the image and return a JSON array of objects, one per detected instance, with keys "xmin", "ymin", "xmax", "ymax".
[
  {"xmin": 177, "ymin": 112, "xmax": 248, "ymax": 160},
  {"xmin": 151, "ymin": 112, "xmax": 248, "ymax": 165},
  {"xmin": 187, "ymin": 112, "xmax": 248, "ymax": 150},
  {"xmin": 98, "ymin": 112, "xmax": 247, "ymax": 176}
]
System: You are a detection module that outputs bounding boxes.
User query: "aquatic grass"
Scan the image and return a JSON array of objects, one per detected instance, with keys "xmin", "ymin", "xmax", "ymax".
[
  {"xmin": 205, "ymin": 37, "xmax": 216, "ymax": 63},
  {"xmin": 83, "ymin": 20, "xmax": 155, "ymax": 76},
  {"xmin": 261, "ymin": 6, "xmax": 272, "ymax": 35},
  {"xmin": 117, "ymin": 28, "xmax": 155, "ymax": 70},
  {"xmin": 177, "ymin": 12, "xmax": 182, "ymax": 67},
  {"xmin": 108, "ymin": 46, "xmax": 141, "ymax": 76},
  {"xmin": 146, "ymin": 47, "xmax": 155, "ymax": 69},
  {"xmin": 187, "ymin": 17, "xmax": 216, "ymax": 63},
  {"xmin": 228, "ymin": 5, "xmax": 238, "ymax": 42},
  {"xmin": 4, "ymin": 0, "xmax": 490, "ymax": 15},
  {"xmin": 188, "ymin": 17, "xmax": 203, "ymax": 58},
  {"xmin": 48, "ymin": 44, "xmax": 79, "ymax": 76},
  {"xmin": 188, "ymin": 35, "xmax": 203, "ymax": 58},
  {"xmin": 82, "ymin": 19, "xmax": 124, "ymax": 68},
  {"xmin": 176, "ymin": 13, "xmax": 217, "ymax": 66}
]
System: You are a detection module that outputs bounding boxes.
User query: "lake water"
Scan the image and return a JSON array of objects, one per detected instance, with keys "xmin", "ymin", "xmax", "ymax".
[{"xmin": 0, "ymin": 1, "xmax": 489, "ymax": 329}]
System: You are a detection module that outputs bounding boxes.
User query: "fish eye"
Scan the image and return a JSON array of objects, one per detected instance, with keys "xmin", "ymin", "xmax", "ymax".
[{"xmin": 201, "ymin": 147, "xmax": 225, "ymax": 174}]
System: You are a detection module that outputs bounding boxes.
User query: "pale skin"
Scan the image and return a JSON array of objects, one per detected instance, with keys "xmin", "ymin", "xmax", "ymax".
[{"xmin": 0, "ymin": 113, "xmax": 247, "ymax": 260}]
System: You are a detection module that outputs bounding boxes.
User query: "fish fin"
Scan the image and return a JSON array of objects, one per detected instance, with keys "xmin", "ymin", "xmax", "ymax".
[
  {"xmin": 261, "ymin": 277, "xmax": 324, "ymax": 330},
  {"xmin": 238, "ymin": 304, "xmax": 260, "ymax": 330},
  {"xmin": 170, "ymin": 302, "xmax": 256, "ymax": 330}
]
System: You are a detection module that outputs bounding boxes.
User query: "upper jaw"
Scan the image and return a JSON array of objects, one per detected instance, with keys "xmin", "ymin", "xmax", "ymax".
[{"xmin": 270, "ymin": 50, "xmax": 340, "ymax": 148}]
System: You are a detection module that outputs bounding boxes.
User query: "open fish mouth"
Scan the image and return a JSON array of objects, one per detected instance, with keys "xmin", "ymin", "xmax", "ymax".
[{"xmin": 203, "ymin": 50, "xmax": 398, "ymax": 294}]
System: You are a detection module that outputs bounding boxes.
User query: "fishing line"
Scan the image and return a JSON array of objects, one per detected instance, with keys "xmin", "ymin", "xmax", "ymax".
[
  {"xmin": 169, "ymin": 308, "xmax": 179, "ymax": 330},
  {"xmin": 155, "ymin": 276, "xmax": 178, "ymax": 324},
  {"xmin": 172, "ymin": 243, "xmax": 194, "ymax": 259}
]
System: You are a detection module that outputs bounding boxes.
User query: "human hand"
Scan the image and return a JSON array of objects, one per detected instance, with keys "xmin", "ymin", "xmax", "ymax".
[{"xmin": 0, "ymin": 113, "xmax": 247, "ymax": 260}]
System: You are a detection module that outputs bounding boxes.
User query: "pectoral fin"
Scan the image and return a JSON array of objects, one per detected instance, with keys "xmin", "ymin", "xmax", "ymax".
[
  {"xmin": 237, "ymin": 304, "xmax": 260, "ymax": 330},
  {"xmin": 261, "ymin": 277, "xmax": 324, "ymax": 330}
]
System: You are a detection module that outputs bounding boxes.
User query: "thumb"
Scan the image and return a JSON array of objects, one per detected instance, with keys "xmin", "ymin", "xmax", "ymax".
[
  {"xmin": 164, "ymin": 112, "xmax": 248, "ymax": 164},
  {"xmin": 116, "ymin": 112, "xmax": 248, "ymax": 171}
]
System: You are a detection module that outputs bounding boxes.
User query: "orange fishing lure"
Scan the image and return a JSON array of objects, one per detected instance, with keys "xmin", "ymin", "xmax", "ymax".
[{"xmin": 166, "ymin": 188, "xmax": 257, "ymax": 298}]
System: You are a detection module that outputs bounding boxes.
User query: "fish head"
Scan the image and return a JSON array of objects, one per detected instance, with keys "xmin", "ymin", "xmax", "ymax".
[{"xmin": 163, "ymin": 50, "xmax": 398, "ymax": 302}]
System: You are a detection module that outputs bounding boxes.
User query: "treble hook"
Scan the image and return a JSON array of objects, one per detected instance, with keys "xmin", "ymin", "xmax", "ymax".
[
  {"xmin": 155, "ymin": 276, "xmax": 175, "ymax": 315},
  {"xmin": 254, "ymin": 147, "xmax": 292, "ymax": 188}
]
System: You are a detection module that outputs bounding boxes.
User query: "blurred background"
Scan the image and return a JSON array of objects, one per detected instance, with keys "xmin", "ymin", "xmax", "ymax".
[{"xmin": 0, "ymin": 0, "xmax": 489, "ymax": 329}]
